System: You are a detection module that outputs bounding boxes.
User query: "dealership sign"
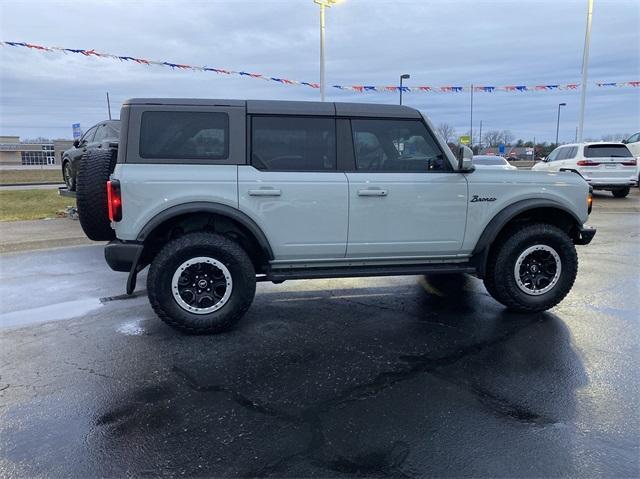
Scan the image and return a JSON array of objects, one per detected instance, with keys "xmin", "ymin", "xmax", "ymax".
[{"xmin": 72, "ymin": 123, "xmax": 82, "ymax": 139}]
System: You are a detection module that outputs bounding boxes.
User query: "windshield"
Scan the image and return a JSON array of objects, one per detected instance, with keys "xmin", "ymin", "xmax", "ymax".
[
  {"xmin": 473, "ymin": 156, "xmax": 507, "ymax": 165},
  {"xmin": 584, "ymin": 144, "xmax": 632, "ymax": 158}
]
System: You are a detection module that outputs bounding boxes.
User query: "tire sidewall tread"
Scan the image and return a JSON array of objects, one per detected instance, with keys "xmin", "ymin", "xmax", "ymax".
[
  {"xmin": 76, "ymin": 148, "xmax": 117, "ymax": 241},
  {"xmin": 147, "ymin": 232, "xmax": 256, "ymax": 334},
  {"xmin": 484, "ymin": 223, "xmax": 578, "ymax": 312}
]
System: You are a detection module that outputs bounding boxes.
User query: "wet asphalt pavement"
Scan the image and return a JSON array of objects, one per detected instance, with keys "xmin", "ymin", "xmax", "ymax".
[{"xmin": 0, "ymin": 191, "xmax": 638, "ymax": 477}]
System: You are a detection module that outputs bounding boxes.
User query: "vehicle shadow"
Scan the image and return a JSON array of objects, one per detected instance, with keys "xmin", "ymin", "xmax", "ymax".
[
  {"xmin": 84, "ymin": 276, "xmax": 588, "ymax": 477},
  {"xmin": 1, "ymin": 276, "xmax": 589, "ymax": 477}
]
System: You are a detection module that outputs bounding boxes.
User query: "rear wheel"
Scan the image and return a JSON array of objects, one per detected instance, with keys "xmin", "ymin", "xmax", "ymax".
[
  {"xmin": 612, "ymin": 187, "xmax": 630, "ymax": 198},
  {"xmin": 484, "ymin": 223, "xmax": 578, "ymax": 312},
  {"xmin": 147, "ymin": 232, "xmax": 256, "ymax": 334}
]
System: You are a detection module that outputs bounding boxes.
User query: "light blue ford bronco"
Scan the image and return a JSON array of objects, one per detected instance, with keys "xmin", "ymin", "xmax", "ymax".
[{"xmin": 75, "ymin": 98, "xmax": 595, "ymax": 333}]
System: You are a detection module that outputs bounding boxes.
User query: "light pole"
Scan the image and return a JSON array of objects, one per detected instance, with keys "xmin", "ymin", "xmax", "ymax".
[
  {"xmin": 556, "ymin": 102, "xmax": 567, "ymax": 145},
  {"xmin": 314, "ymin": 0, "xmax": 339, "ymax": 102},
  {"xmin": 399, "ymin": 74, "xmax": 410, "ymax": 105},
  {"xmin": 578, "ymin": 0, "xmax": 594, "ymax": 142}
]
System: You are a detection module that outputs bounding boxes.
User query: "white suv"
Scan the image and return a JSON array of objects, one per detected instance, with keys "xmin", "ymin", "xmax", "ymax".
[
  {"xmin": 532, "ymin": 142, "xmax": 637, "ymax": 198},
  {"xmin": 622, "ymin": 132, "xmax": 640, "ymax": 188}
]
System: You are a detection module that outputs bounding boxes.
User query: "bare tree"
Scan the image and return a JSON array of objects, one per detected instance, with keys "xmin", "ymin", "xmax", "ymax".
[
  {"xmin": 502, "ymin": 130, "xmax": 514, "ymax": 145},
  {"xmin": 481, "ymin": 129, "xmax": 514, "ymax": 147},
  {"xmin": 483, "ymin": 130, "xmax": 502, "ymax": 147},
  {"xmin": 601, "ymin": 133, "xmax": 631, "ymax": 142},
  {"xmin": 436, "ymin": 123, "xmax": 457, "ymax": 144}
]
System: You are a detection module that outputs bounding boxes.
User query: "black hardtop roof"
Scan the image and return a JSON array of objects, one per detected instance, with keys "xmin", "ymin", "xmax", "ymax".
[{"xmin": 123, "ymin": 98, "xmax": 421, "ymax": 118}]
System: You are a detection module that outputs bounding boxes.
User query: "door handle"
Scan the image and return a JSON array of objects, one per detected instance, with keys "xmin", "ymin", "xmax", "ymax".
[
  {"xmin": 248, "ymin": 188, "xmax": 281, "ymax": 197},
  {"xmin": 357, "ymin": 188, "xmax": 388, "ymax": 197}
]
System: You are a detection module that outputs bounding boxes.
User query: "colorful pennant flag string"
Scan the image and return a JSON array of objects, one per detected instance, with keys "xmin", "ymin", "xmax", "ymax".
[{"xmin": 2, "ymin": 41, "xmax": 639, "ymax": 93}]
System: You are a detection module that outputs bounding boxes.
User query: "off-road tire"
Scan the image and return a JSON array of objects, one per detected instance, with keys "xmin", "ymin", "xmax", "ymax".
[
  {"xmin": 147, "ymin": 232, "xmax": 256, "ymax": 334},
  {"xmin": 484, "ymin": 223, "xmax": 578, "ymax": 312},
  {"xmin": 76, "ymin": 148, "xmax": 117, "ymax": 241},
  {"xmin": 612, "ymin": 187, "xmax": 630, "ymax": 198},
  {"xmin": 62, "ymin": 158, "xmax": 75, "ymax": 191}
]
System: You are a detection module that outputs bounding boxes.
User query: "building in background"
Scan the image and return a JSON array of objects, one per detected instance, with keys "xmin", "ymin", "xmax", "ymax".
[{"xmin": 0, "ymin": 136, "xmax": 73, "ymax": 167}]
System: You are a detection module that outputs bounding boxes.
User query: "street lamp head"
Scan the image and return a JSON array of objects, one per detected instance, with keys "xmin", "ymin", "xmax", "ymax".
[
  {"xmin": 401, "ymin": 74, "xmax": 411, "ymax": 79},
  {"xmin": 559, "ymin": 102, "xmax": 567, "ymax": 106}
]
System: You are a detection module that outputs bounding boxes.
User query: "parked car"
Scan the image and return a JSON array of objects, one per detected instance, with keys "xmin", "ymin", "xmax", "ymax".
[
  {"xmin": 472, "ymin": 155, "xmax": 517, "ymax": 170},
  {"xmin": 531, "ymin": 142, "xmax": 637, "ymax": 197},
  {"xmin": 61, "ymin": 120, "xmax": 120, "ymax": 190},
  {"xmin": 75, "ymin": 98, "xmax": 595, "ymax": 334},
  {"xmin": 622, "ymin": 132, "xmax": 640, "ymax": 187}
]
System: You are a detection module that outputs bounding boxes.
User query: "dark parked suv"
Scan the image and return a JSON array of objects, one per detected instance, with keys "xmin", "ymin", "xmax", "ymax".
[{"xmin": 62, "ymin": 120, "xmax": 120, "ymax": 190}]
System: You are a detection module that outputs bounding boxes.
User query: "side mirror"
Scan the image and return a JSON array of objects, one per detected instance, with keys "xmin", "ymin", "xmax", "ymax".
[
  {"xmin": 621, "ymin": 139, "xmax": 628, "ymax": 144},
  {"xmin": 456, "ymin": 145, "xmax": 474, "ymax": 171},
  {"xmin": 73, "ymin": 139, "xmax": 81, "ymax": 148}
]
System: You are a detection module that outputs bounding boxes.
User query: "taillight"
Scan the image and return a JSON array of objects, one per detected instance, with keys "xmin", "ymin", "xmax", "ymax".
[
  {"xmin": 577, "ymin": 160, "xmax": 601, "ymax": 166},
  {"xmin": 107, "ymin": 179, "xmax": 122, "ymax": 222},
  {"xmin": 621, "ymin": 158, "xmax": 637, "ymax": 166}
]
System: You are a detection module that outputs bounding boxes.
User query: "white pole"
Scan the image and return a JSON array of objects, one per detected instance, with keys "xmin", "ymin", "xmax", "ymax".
[
  {"xmin": 320, "ymin": 3, "xmax": 326, "ymax": 102},
  {"xmin": 577, "ymin": 0, "xmax": 594, "ymax": 142}
]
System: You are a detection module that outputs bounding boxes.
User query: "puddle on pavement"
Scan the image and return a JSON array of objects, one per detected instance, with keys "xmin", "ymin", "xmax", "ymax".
[
  {"xmin": 116, "ymin": 319, "xmax": 147, "ymax": 336},
  {"xmin": 0, "ymin": 298, "xmax": 103, "ymax": 330}
]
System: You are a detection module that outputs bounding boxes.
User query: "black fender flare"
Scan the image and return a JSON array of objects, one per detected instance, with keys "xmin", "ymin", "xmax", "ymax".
[
  {"xmin": 471, "ymin": 199, "xmax": 582, "ymax": 277},
  {"xmin": 559, "ymin": 168, "xmax": 582, "ymax": 177},
  {"xmin": 136, "ymin": 201, "xmax": 274, "ymax": 261}
]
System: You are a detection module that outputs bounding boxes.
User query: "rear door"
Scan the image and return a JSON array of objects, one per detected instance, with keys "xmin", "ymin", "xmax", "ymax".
[
  {"xmin": 238, "ymin": 115, "xmax": 348, "ymax": 261},
  {"xmin": 345, "ymin": 118, "xmax": 467, "ymax": 257}
]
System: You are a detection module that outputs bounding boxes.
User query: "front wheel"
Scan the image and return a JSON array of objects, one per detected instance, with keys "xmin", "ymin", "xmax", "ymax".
[
  {"xmin": 484, "ymin": 223, "xmax": 578, "ymax": 312},
  {"xmin": 62, "ymin": 160, "xmax": 75, "ymax": 191},
  {"xmin": 147, "ymin": 232, "xmax": 256, "ymax": 334},
  {"xmin": 612, "ymin": 187, "xmax": 630, "ymax": 198}
]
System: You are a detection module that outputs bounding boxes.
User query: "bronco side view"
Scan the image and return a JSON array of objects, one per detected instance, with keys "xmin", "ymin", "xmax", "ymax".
[{"xmin": 76, "ymin": 99, "xmax": 596, "ymax": 334}]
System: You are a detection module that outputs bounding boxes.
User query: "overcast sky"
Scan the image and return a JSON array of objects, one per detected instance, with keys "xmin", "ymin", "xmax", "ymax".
[{"xmin": 1, "ymin": 0, "xmax": 638, "ymax": 142}]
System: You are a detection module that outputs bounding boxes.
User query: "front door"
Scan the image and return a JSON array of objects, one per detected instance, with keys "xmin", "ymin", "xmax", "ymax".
[
  {"xmin": 238, "ymin": 115, "xmax": 348, "ymax": 261},
  {"xmin": 345, "ymin": 118, "xmax": 468, "ymax": 257}
]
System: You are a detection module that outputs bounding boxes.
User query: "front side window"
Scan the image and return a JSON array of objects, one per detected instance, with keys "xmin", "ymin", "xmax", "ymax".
[
  {"xmin": 546, "ymin": 148, "xmax": 560, "ymax": 161},
  {"xmin": 251, "ymin": 116, "xmax": 336, "ymax": 171},
  {"xmin": 140, "ymin": 111, "xmax": 229, "ymax": 160},
  {"xmin": 555, "ymin": 147, "xmax": 570, "ymax": 160},
  {"xmin": 351, "ymin": 119, "xmax": 450, "ymax": 172},
  {"xmin": 93, "ymin": 125, "xmax": 109, "ymax": 143},
  {"xmin": 81, "ymin": 126, "xmax": 97, "ymax": 144}
]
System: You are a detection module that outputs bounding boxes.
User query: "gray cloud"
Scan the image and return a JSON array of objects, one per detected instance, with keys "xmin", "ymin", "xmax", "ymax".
[{"xmin": 1, "ymin": 0, "xmax": 638, "ymax": 141}]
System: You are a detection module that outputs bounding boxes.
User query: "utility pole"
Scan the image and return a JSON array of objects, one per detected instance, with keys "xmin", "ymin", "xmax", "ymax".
[
  {"xmin": 478, "ymin": 119, "xmax": 483, "ymax": 150},
  {"xmin": 314, "ymin": 0, "xmax": 339, "ymax": 102},
  {"xmin": 470, "ymin": 84, "xmax": 474, "ymax": 147},
  {"xmin": 578, "ymin": 0, "xmax": 594, "ymax": 142},
  {"xmin": 399, "ymin": 74, "xmax": 410, "ymax": 105},
  {"xmin": 106, "ymin": 92, "xmax": 112, "ymax": 120},
  {"xmin": 556, "ymin": 102, "xmax": 567, "ymax": 145}
]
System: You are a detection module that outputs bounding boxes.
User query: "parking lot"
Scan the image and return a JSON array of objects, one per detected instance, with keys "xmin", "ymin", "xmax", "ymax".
[{"xmin": 0, "ymin": 190, "xmax": 638, "ymax": 477}]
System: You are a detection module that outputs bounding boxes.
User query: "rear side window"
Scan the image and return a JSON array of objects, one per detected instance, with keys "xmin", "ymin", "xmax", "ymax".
[
  {"xmin": 251, "ymin": 116, "xmax": 336, "ymax": 171},
  {"xmin": 351, "ymin": 119, "xmax": 450, "ymax": 172},
  {"xmin": 139, "ymin": 111, "xmax": 229, "ymax": 160},
  {"xmin": 584, "ymin": 144, "xmax": 632, "ymax": 158}
]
